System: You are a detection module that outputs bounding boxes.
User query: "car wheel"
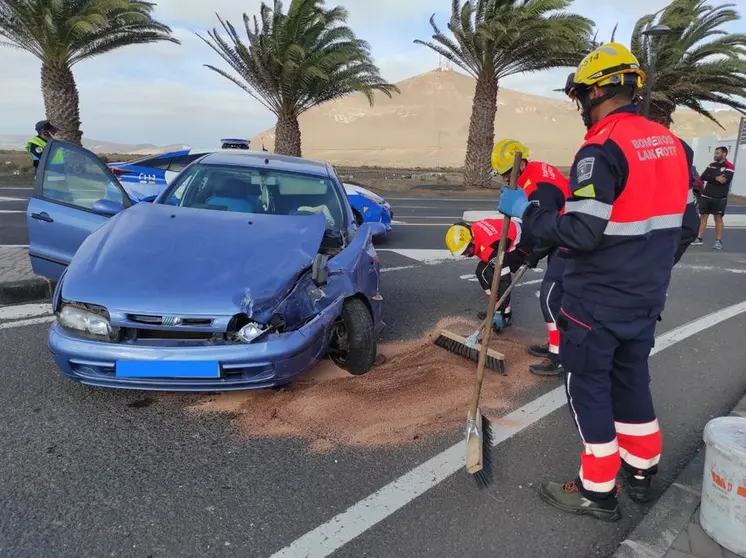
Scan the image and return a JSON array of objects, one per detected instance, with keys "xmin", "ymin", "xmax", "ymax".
[{"xmin": 329, "ymin": 298, "xmax": 376, "ymax": 375}]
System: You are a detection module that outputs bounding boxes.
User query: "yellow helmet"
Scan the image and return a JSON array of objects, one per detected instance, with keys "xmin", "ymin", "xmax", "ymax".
[
  {"xmin": 445, "ymin": 223, "xmax": 472, "ymax": 256},
  {"xmin": 491, "ymin": 139, "xmax": 530, "ymax": 175},
  {"xmin": 567, "ymin": 42, "xmax": 646, "ymax": 98}
]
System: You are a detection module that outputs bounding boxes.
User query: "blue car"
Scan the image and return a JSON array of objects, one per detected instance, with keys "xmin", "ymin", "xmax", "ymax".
[
  {"xmin": 343, "ymin": 183, "xmax": 393, "ymax": 235},
  {"xmin": 108, "ymin": 146, "xmax": 393, "ymax": 235},
  {"xmin": 28, "ymin": 140, "xmax": 385, "ymax": 391}
]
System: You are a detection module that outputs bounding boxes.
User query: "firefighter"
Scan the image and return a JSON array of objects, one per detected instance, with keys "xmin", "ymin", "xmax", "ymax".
[
  {"xmin": 26, "ymin": 120, "xmax": 58, "ymax": 169},
  {"xmin": 497, "ymin": 43, "xmax": 696, "ymax": 521},
  {"xmin": 491, "ymin": 138, "xmax": 572, "ymax": 376},
  {"xmin": 445, "ymin": 218, "xmax": 521, "ymax": 332}
]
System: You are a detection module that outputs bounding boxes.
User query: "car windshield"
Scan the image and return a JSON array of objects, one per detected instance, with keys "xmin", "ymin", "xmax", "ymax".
[{"xmin": 160, "ymin": 163, "xmax": 346, "ymax": 230}]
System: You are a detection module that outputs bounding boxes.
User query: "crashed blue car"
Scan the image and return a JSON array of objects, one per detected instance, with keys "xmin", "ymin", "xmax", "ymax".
[{"xmin": 27, "ymin": 140, "xmax": 384, "ymax": 391}]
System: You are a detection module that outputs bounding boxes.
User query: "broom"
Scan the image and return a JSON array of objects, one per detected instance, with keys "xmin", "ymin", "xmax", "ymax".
[
  {"xmin": 465, "ymin": 150, "xmax": 523, "ymax": 488},
  {"xmin": 435, "ymin": 263, "xmax": 530, "ymax": 374}
]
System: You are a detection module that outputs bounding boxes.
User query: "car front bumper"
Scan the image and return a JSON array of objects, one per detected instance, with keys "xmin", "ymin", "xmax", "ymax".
[{"xmin": 47, "ymin": 298, "xmax": 343, "ymax": 392}]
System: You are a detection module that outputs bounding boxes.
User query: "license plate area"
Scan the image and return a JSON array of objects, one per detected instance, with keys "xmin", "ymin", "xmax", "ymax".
[{"xmin": 115, "ymin": 360, "xmax": 221, "ymax": 379}]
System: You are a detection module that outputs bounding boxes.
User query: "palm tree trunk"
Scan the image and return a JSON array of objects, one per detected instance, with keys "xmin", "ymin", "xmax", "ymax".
[
  {"xmin": 274, "ymin": 113, "xmax": 302, "ymax": 157},
  {"xmin": 463, "ymin": 73, "xmax": 498, "ymax": 189},
  {"xmin": 41, "ymin": 63, "xmax": 83, "ymax": 146}
]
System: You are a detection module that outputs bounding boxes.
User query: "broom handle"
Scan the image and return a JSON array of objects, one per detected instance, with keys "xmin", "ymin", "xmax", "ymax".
[{"xmin": 468, "ymin": 151, "xmax": 523, "ymax": 419}]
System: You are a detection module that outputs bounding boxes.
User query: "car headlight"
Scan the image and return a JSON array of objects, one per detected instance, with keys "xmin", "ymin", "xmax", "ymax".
[
  {"xmin": 58, "ymin": 304, "xmax": 117, "ymax": 341},
  {"xmin": 237, "ymin": 321, "xmax": 269, "ymax": 343}
]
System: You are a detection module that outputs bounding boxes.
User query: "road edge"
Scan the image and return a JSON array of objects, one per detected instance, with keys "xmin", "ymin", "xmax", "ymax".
[
  {"xmin": 0, "ymin": 278, "xmax": 54, "ymax": 306},
  {"xmin": 612, "ymin": 393, "xmax": 746, "ymax": 558}
]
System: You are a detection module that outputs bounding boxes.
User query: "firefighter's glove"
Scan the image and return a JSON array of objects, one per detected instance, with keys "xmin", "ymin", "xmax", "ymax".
[
  {"xmin": 498, "ymin": 187, "xmax": 529, "ymax": 219},
  {"xmin": 492, "ymin": 312, "xmax": 504, "ymax": 332}
]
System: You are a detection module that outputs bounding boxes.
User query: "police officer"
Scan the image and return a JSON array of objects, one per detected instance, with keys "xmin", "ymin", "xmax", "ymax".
[
  {"xmin": 491, "ymin": 138, "xmax": 572, "ymax": 376},
  {"xmin": 497, "ymin": 43, "xmax": 696, "ymax": 521},
  {"xmin": 445, "ymin": 218, "xmax": 521, "ymax": 332},
  {"xmin": 26, "ymin": 120, "xmax": 58, "ymax": 169}
]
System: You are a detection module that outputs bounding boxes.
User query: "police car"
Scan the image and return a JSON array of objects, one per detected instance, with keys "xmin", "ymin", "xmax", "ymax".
[{"xmin": 108, "ymin": 139, "xmax": 393, "ymax": 235}]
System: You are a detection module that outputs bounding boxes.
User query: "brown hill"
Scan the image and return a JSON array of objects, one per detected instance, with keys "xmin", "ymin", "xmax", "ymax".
[{"xmin": 251, "ymin": 68, "xmax": 742, "ymax": 168}]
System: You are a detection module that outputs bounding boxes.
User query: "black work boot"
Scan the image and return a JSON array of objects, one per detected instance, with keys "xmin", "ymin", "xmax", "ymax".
[
  {"xmin": 538, "ymin": 481, "xmax": 621, "ymax": 522},
  {"xmin": 624, "ymin": 470, "xmax": 653, "ymax": 503},
  {"xmin": 528, "ymin": 342, "xmax": 550, "ymax": 358},
  {"xmin": 530, "ymin": 357, "xmax": 563, "ymax": 377}
]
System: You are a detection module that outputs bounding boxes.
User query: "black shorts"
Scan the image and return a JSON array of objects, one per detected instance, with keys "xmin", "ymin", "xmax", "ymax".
[{"xmin": 699, "ymin": 196, "xmax": 727, "ymax": 216}]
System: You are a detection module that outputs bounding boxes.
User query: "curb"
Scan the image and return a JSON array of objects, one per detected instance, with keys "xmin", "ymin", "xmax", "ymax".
[
  {"xmin": 0, "ymin": 278, "xmax": 55, "ymax": 306},
  {"xmin": 613, "ymin": 394, "xmax": 746, "ymax": 557}
]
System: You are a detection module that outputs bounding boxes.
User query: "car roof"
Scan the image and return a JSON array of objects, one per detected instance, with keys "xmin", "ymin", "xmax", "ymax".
[{"xmin": 198, "ymin": 150, "xmax": 332, "ymax": 178}]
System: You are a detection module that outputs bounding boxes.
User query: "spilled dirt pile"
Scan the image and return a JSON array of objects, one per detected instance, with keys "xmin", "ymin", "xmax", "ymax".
[{"xmin": 187, "ymin": 317, "xmax": 549, "ymax": 452}]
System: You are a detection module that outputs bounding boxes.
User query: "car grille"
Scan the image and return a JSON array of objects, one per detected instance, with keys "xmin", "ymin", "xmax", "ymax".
[{"xmin": 127, "ymin": 314, "xmax": 213, "ymax": 327}]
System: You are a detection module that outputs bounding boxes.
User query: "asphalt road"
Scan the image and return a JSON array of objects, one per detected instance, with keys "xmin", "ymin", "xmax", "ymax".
[{"xmin": 2, "ymin": 183, "xmax": 746, "ymax": 557}]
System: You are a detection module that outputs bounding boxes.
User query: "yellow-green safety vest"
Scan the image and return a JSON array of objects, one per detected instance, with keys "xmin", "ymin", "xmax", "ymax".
[{"xmin": 26, "ymin": 136, "xmax": 64, "ymax": 164}]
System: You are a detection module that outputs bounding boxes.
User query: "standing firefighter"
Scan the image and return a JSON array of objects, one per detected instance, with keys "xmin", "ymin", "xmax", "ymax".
[
  {"xmin": 445, "ymin": 218, "xmax": 521, "ymax": 332},
  {"xmin": 491, "ymin": 139, "xmax": 571, "ymax": 376},
  {"xmin": 26, "ymin": 120, "xmax": 58, "ymax": 169},
  {"xmin": 497, "ymin": 43, "xmax": 697, "ymax": 520}
]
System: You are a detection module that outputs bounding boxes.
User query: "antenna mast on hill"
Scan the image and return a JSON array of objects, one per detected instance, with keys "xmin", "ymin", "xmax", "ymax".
[{"xmin": 437, "ymin": 54, "xmax": 452, "ymax": 71}]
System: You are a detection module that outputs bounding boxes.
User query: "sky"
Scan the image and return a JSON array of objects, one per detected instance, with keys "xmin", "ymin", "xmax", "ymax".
[{"xmin": 0, "ymin": 0, "xmax": 743, "ymax": 147}]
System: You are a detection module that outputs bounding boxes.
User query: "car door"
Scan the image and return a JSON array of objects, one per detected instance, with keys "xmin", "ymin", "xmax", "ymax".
[{"xmin": 27, "ymin": 140, "xmax": 132, "ymax": 281}]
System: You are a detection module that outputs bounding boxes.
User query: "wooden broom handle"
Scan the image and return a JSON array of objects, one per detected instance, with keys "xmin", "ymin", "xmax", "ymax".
[{"xmin": 468, "ymin": 151, "xmax": 523, "ymax": 418}]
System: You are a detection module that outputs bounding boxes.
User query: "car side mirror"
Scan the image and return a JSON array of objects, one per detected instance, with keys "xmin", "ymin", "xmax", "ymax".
[
  {"xmin": 91, "ymin": 199, "xmax": 124, "ymax": 216},
  {"xmin": 312, "ymin": 253, "xmax": 329, "ymax": 286}
]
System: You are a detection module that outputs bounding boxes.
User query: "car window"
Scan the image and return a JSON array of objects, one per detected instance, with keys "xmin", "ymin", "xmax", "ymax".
[
  {"xmin": 41, "ymin": 144, "xmax": 127, "ymax": 209},
  {"xmin": 135, "ymin": 155, "xmax": 172, "ymax": 170},
  {"xmin": 162, "ymin": 163, "xmax": 345, "ymax": 229},
  {"xmin": 168, "ymin": 153, "xmax": 204, "ymax": 173}
]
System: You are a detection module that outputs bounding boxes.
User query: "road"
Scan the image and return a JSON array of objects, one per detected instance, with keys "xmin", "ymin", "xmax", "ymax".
[{"xmin": 2, "ymin": 187, "xmax": 746, "ymax": 557}]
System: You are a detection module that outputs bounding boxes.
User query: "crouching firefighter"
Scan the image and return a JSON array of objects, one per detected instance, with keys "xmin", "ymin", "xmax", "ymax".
[
  {"xmin": 491, "ymin": 138, "xmax": 572, "ymax": 376},
  {"xmin": 497, "ymin": 43, "xmax": 693, "ymax": 521},
  {"xmin": 445, "ymin": 218, "xmax": 521, "ymax": 333}
]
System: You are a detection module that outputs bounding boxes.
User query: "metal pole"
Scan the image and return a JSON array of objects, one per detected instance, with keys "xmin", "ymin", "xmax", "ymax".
[{"xmin": 642, "ymin": 44, "xmax": 657, "ymax": 118}]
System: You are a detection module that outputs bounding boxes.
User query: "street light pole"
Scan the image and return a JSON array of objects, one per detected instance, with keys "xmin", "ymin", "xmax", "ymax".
[{"xmin": 641, "ymin": 24, "xmax": 672, "ymax": 119}]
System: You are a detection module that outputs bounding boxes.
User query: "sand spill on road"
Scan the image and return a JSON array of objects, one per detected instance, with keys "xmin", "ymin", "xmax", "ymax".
[{"xmin": 186, "ymin": 317, "xmax": 551, "ymax": 452}]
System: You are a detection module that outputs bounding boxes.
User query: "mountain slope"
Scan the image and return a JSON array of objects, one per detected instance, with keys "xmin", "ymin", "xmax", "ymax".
[{"xmin": 251, "ymin": 68, "xmax": 742, "ymax": 168}]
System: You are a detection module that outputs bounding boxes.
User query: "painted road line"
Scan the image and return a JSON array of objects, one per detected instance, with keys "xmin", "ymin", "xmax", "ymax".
[
  {"xmin": 680, "ymin": 264, "xmax": 746, "ymax": 274},
  {"xmin": 387, "ymin": 197, "xmax": 496, "ymax": 202},
  {"xmin": 0, "ymin": 303, "xmax": 52, "ymax": 320},
  {"xmin": 270, "ymin": 300, "xmax": 746, "ymax": 558},
  {"xmin": 380, "ymin": 265, "xmax": 419, "ymax": 273},
  {"xmin": 0, "ymin": 196, "xmax": 25, "ymax": 202},
  {"xmin": 0, "ymin": 187, "xmax": 32, "ymax": 190},
  {"xmin": 377, "ymin": 249, "xmax": 460, "ymax": 263},
  {"xmin": 0, "ymin": 210, "xmax": 25, "ymax": 214},
  {"xmin": 0, "ymin": 316, "xmax": 55, "ymax": 330},
  {"xmin": 390, "ymin": 222, "xmax": 451, "ymax": 226},
  {"xmin": 0, "ymin": 244, "xmax": 29, "ymax": 248}
]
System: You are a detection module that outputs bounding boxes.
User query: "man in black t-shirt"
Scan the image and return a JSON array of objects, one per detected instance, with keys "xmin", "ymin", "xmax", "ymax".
[{"xmin": 692, "ymin": 146, "xmax": 735, "ymax": 250}]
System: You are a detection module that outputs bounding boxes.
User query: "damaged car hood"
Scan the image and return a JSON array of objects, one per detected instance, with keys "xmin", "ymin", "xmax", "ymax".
[{"xmin": 61, "ymin": 203, "xmax": 328, "ymax": 319}]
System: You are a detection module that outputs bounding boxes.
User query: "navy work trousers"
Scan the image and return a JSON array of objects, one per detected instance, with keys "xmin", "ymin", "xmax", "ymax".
[{"xmin": 557, "ymin": 293, "xmax": 664, "ymax": 501}]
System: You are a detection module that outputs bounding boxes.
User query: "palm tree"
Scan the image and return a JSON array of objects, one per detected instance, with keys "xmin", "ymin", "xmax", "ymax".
[
  {"xmin": 198, "ymin": 0, "xmax": 399, "ymax": 157},
  {"xmin": 631, "ymin": 0, "xmax": 746, "ymax": 128},
  {"xmin": 415, "ymin": 0, "xmax": 594, "ymax": 188},
  {"xmin": 0, "ymin": 0, "xmax": 180, "ymax": 145}
]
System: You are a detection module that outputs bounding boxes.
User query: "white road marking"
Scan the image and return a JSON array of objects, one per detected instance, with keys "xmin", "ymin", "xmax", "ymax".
[
  {"xmin": 0, "ymin": 303, "xmax": 52, "ymax": 320},
  {"xmin": 380, "ymin": 265, "xmax": 419, "ymax": 273},
  {"xmin": 391, "ymin": 222, "xmax": 451, "ymax": 226},
  {"xmin": 0, "ymin": 316, "xmax": 55, "ymax": 330},
  {"xmin": 0, "ymin": 244, "xmax": 29, "ymax": 247},
  {"xmin": 378, "ymin": 249, "xmax": 460, "ymax": 263},
  {"xmin": 680, "ymin": 264, "xmax": 746, "ymax": 274},
  {"xmin": 0, "ymin": 210, "xmax": 25, "ymax": 214},
  {"xmin": 0, "ymin": 196, "xmax": 25, "ymax": 202},
  {"xmin": 387, "ymin": 197, "xmax": 495, "ymax": 202},
  {"xmin": 271, "ymin": 300, "xmax": 746, "ymax": 558},
  {"xmin": 0, "ymin": 186, "xmax": 31, "ymax": 190}
]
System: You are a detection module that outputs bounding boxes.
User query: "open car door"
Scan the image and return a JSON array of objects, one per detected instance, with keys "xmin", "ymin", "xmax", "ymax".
[{"xmin": 27, "ymin": 140, "xmax": 132, "ymax": 281}]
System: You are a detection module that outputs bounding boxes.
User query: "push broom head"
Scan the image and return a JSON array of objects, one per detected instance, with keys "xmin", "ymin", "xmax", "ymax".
[
  {"xmin": 465, "ymin": 410, "xmax": 494, "ymax": 488},
  {"xmin": 434, "ymin": 330, "xmax": 506, "ymax": 374}
]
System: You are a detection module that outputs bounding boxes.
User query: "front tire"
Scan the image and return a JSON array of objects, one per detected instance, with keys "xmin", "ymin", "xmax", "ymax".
[{"xmin": 329, "ymin": 298, "xmax": 376, "ymax": 375}]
